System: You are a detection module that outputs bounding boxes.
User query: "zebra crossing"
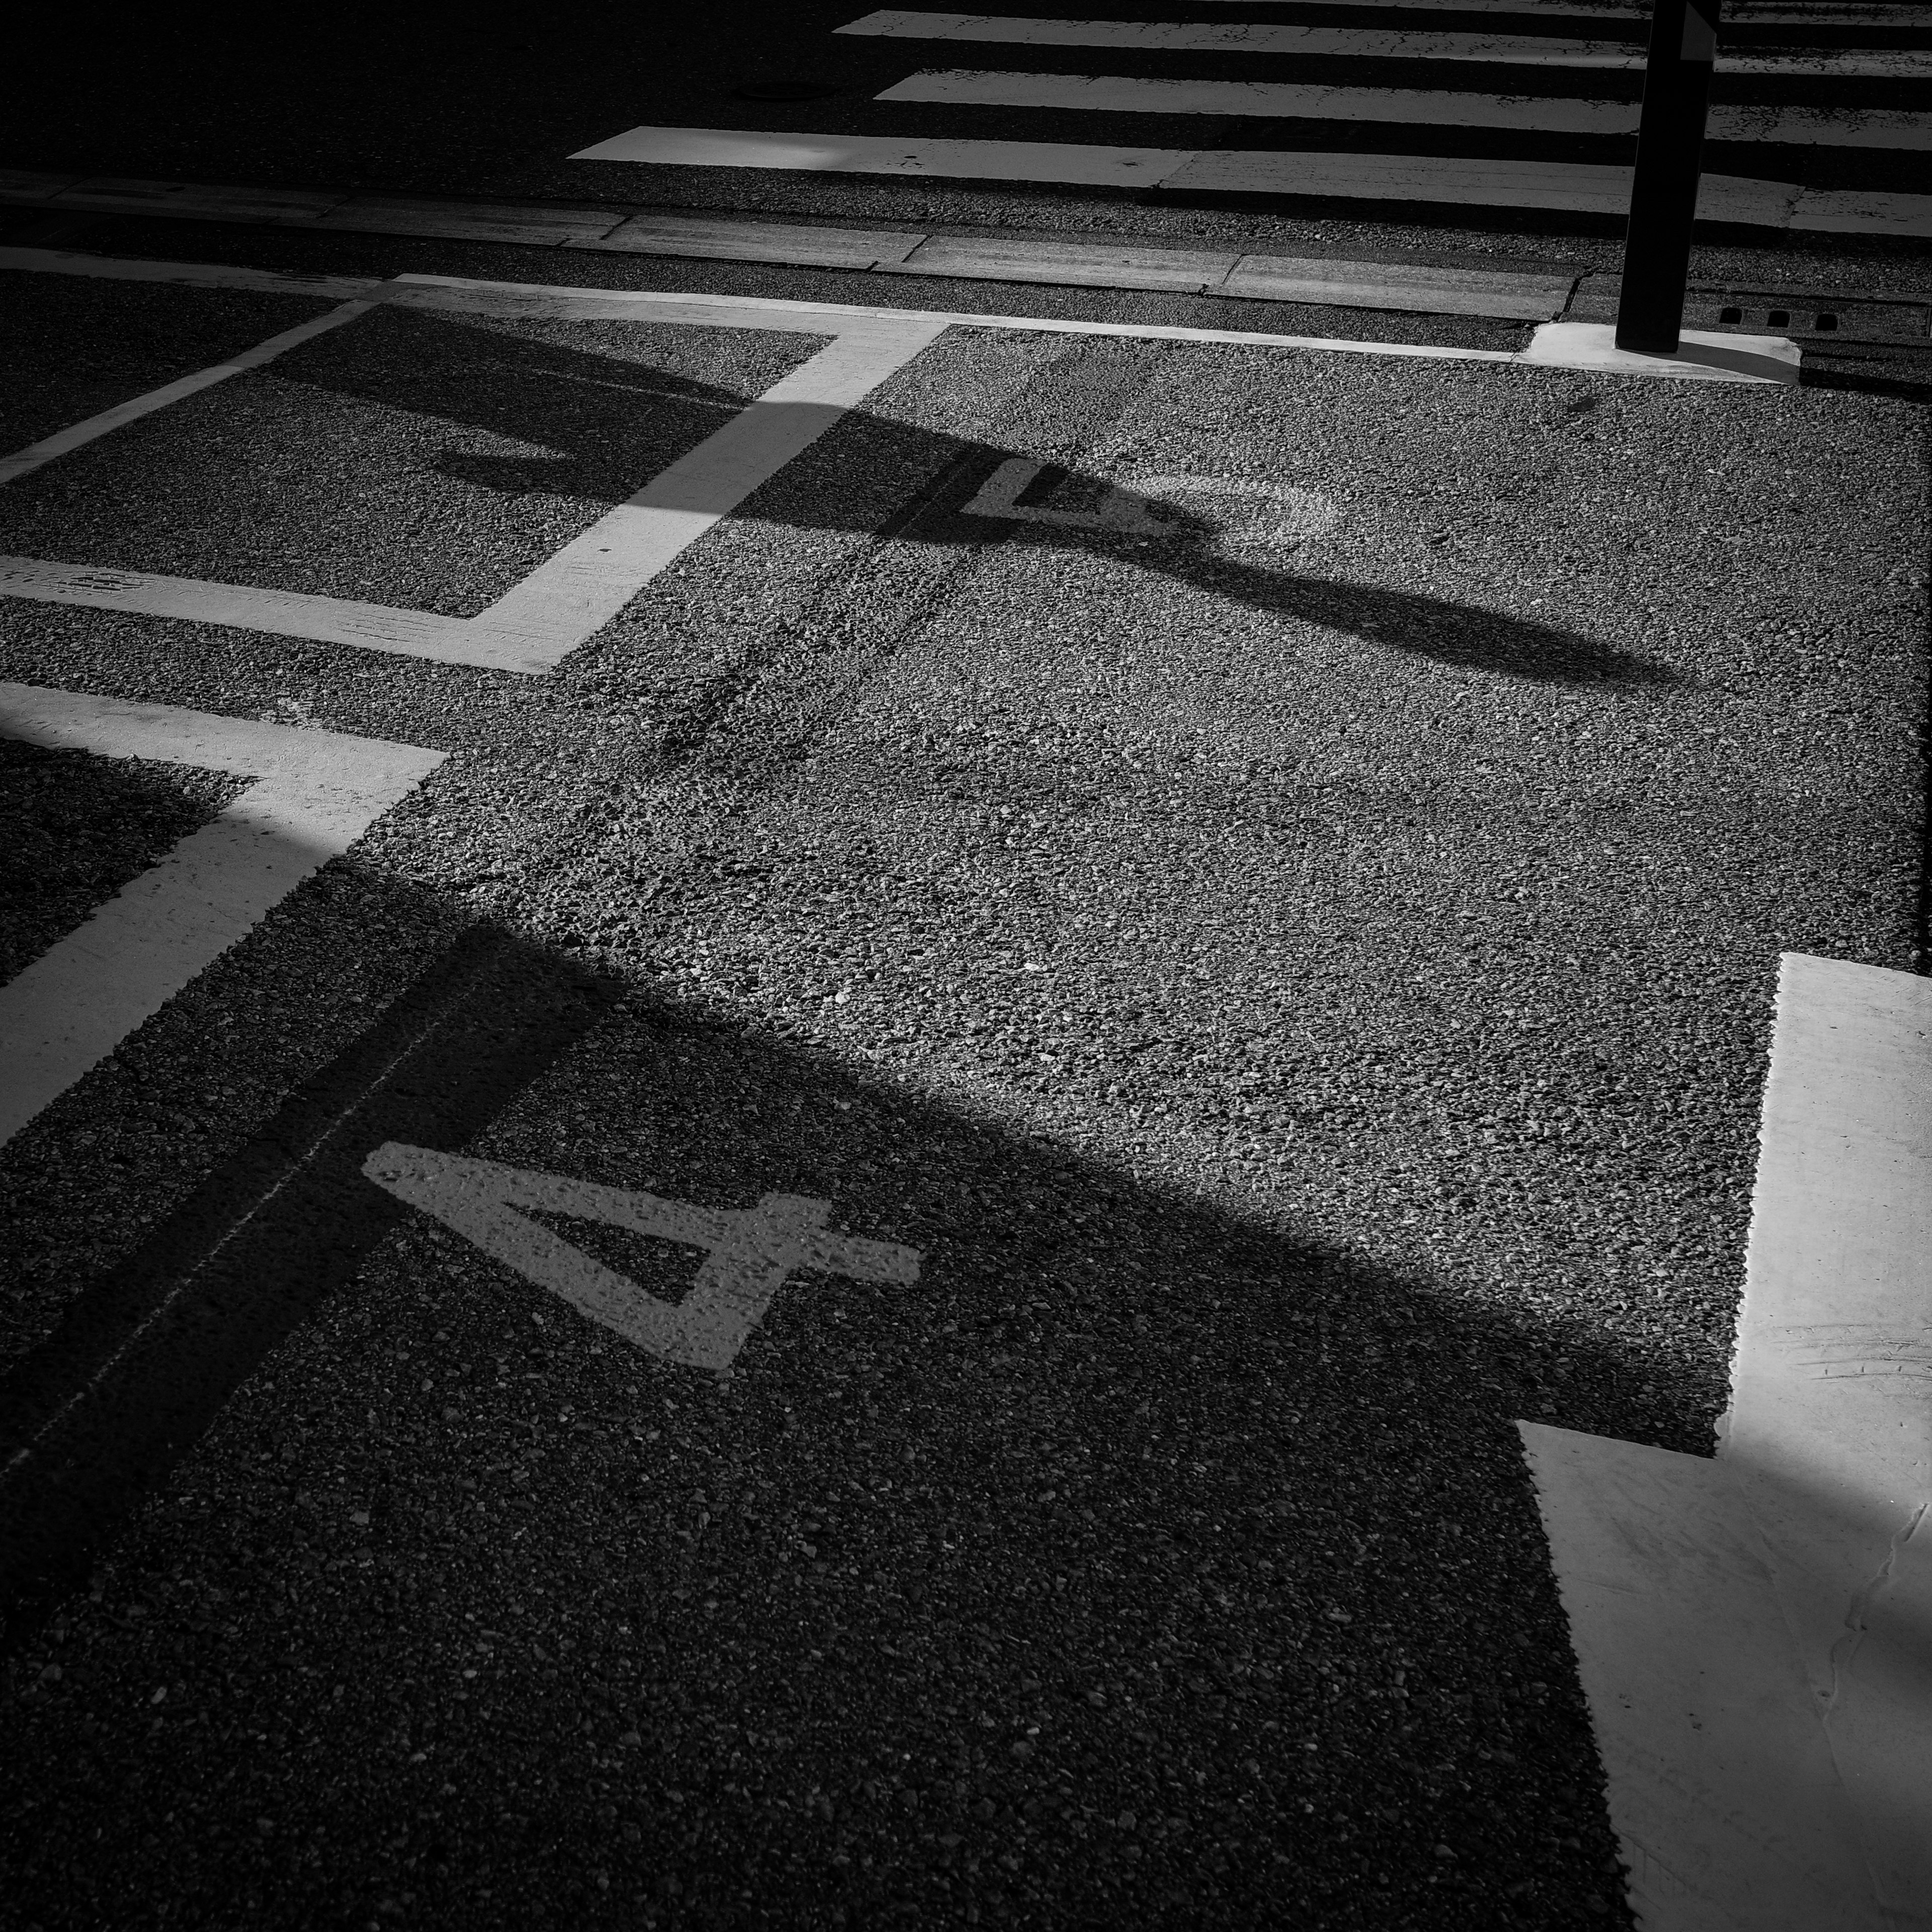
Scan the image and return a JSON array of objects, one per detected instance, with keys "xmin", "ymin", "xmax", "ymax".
[{"xmin": 571, "ymin": 0, "xmax": 1932, "ymax": 234}]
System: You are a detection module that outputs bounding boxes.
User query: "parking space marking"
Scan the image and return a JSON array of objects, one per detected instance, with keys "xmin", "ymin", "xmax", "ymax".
[
  {"xmin": 0, "ymin": 275, "xmax": 945, "ymax": 674},
  {"xmin": 457, "ymin": 316, "xmax": 947, "ymax": 657},
  {"xmin": 0, "ymin": 301, "xmax": 373, "ymax": 486},
  {"xmin": 363, "ymin": 1143, "xmax": 922, "ymax": 1373},
  {"xmin": 0, "ymin": 685, "xmax": 442, "ymax": 1148},
  {"xmin": 1521, "ymin": 954, "xmax": 1932, "ymax": 1930}
]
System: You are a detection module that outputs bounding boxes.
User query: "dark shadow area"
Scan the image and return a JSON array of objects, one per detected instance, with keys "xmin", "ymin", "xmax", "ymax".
[
  {"xmin": 270, "ymin": 306, "xmax": 1679, "ymax": 690},
  {"xmin": 0, "ymin": 835, "xmax": 1730, "ymax": 1924}
]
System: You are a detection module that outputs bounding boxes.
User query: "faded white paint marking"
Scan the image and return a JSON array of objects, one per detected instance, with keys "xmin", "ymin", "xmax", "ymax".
[
  {"xmin": 878, "ymin": 70, "xmax": 1932, "ymax": 152},
  {"xmin": 0, "ymin": 285, "xmax": 943, "ymax": 672},
  {"xmin": 1521, "ymin": 954, "xmax": 1932, "ymax": 1931},
  {"xmin": 362, "ymin": 1143, "xmax": 921, "ymax": 1372},
  {"xmin": 837, "ymin": 9, "xmax": 1932, "ymax": 73},
  {"xmin": 964, "ymin": 460, "xmax": 1340, "ymax": 545},
  {"xmin": 0, "ymin": 686, "xmax": 441, "ymax": 1149},
  {"xmin": 963, "ymin": 457, "xmax": 1164, "ymax": 532},
  {"xmin": 1132, "ymin": 473, "xmax": 1341, "ymax": 546},
  {"xmin": 0, "ymin": 303, "xmax": 372, "ymax": 486}
]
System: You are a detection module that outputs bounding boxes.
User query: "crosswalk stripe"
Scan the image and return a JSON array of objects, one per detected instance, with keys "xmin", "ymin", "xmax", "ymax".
[
  {"xmin": 879, "ymin": 69, "xmax": 1932, "ymax": 149},
  {"xmin": 567, "ymin": 128, "xmax": 1932, "ymax": 233},
  {"xmin": 836, "ymin": 9, "xmax": 1932, "ymax": 74},
  {"xmin": 1185, "ymin": 0, "xmax": 1932, "ymax": 17},
  {"xmin": 571, "ymin": 126, "xmax": 1190, "ymax": 185}
]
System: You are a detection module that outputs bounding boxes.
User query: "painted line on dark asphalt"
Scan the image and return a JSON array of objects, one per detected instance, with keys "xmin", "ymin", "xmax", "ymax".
[
  {"xmin": 566, "ymin": 130, "xmax": 1932, "ymax": 236},
  {"xmin": 0, "ymin": 684, "xmax": 442, "ymax": 1149},
  {"xmin": 878, "ymin": 70, "xmax": 1932, "ymax": 151},
  {"xmin": 0, "ymin": 300, "xmax": 373, "ymax": 486},
  {"xmin": 1187, "ymin": 0, "xmax": 1932, "ymax": 18},
  {"xmin": 363, "ymin": 1144, "xmax": 921, "ymax": 1374},
  {"xmin": 0, "ymin": 930, "xmax": 624, "ymax": 1653},
  {"xmin": 834, "ymin": 8, "xmax": 1932, "ymax": 72},
  {"xmin": 1521, "ymin": 953, "xmax": 1932, "ymax": 1930},
  {"xmin": 962, "ymin": 458, "xmax": 1342, "ymax": 544},
  {"xmin": 0, "ymin": 279, "xmax": 945, "ymax": 673}
]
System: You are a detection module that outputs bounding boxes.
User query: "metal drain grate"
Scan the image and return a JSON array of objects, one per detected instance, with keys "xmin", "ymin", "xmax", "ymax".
[
  {"xmin": 1567, "ymin": 279, "xmax": 1931, "ymax": 343},
  {"xmin": 1691, "ymin": 294, "xmax": 1931, "ymax": 340}
]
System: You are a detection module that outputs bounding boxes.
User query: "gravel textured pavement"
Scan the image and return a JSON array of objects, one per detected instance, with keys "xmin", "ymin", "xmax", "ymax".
[{"xmin": 0, "ymin": 252, "xmax": 1925, "ymax": 1929}]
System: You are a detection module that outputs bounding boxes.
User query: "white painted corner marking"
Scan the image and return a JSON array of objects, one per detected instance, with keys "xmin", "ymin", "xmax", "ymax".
[
  {"xmin": 1521, "ymin": 953, "xmax": 1932, "ymax": 1931},
  {"xmin": 0, "ymin": 276, "xmax": 943, "ymax": 672},
  {"xmin": 362, "ymin": 1142, "xmax": 922, "ymax": 1373},
  {"xmin": 0, "ymin": 684, "xmax": 441, "ymax": 1149}
]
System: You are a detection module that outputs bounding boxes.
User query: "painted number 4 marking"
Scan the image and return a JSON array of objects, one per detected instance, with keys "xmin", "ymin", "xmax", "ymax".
[{"xmin": 363, "ymin": 1142, "xmax": 922, "ymax": 1373}]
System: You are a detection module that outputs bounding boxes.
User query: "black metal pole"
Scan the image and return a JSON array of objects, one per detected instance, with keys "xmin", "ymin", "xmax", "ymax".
[{"xmin": 1615, "ymin": 0, "xmax": 1721, "ymax": 355}]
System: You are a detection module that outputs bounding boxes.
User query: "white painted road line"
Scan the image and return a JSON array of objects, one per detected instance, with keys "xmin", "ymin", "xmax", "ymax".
[
  {"xmin": 0, "ymin": 282, "xmax": 944, "ymax": 673},
  {"xmin": 362, "ymin": 1144, "xmax": 921, "ymax": 1373},
  {"xmin": 567, "ymin": 131, "xmax": 1932, "ymax": 236},
  {"xmin": 878, "ymin": 70, "xmax": 1932, "ymax": 152},
  {"xmin": 0, "ymin": 253, "xmax": 1810, "ymax": 396},
  {"xmin": 1187, "ymin": 0, "xmax": 1932, "ymax": 17},
  {"xmin": 0, "ymin": 686, "xmax": 442, "ymax": 1150},
  {"xmin": 570, "ymin": 125, "xmax": 1192, "ymax": 187},
  {"xmin": 0, "ymin": 303, "xmax": 374, "ymax": 487},
  {"xmin": 1521, "ymin": 954, "xmax": 1932, "ymax": 1931},
  {"xmin": 0, "ymin": 559, "xmax": 543, "ymax": 670},
  {"xmin": 461, "ymin": 316, "xmax": 947, "ymax": 656},
  {"xmin": 963, "ymin": 458, "xmax": 1343, "ymax": 542},
  {"xmin": 836, "ymin": 9, "xmax": 1932, "ymax": 73}
]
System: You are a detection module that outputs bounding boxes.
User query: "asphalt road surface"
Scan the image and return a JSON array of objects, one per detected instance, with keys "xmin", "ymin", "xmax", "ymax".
[{"xmin": 1, "ymin": 14, "xmax": 1929, "ymax": 1928}]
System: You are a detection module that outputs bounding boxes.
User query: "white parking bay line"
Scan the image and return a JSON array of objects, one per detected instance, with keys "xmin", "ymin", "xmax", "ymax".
[
  {"xmin": 836, "ymin": 10, "xmax": 1932, "ymax": 74},
  {"xmin": 0, "ymin": 303, "xmax": 374, "ymax": 487},
  {"xmin": 0, "ymin": 686, "xmax": 442, "ymax": 1149},
  {"xmin": 0, "ymin": 278, "xmax": 947, "ymax": 673},
  {"xmin": 1522, "ymin": 954, "xmax": 1932, "ymax": 1930},
  {"xmin": 463, "ymin": 317, "xmax": 947, "ymax": 655},
  {"xmin": 879, "ymin": 71, "xmax": 1932, "ymax": 152}
]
